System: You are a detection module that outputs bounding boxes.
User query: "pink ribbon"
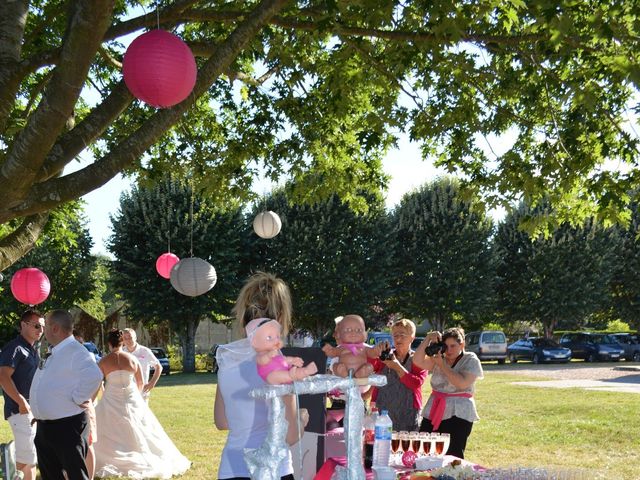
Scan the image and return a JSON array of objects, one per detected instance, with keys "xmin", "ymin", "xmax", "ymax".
[{"xmin": 428, "ymin": 390, "xmax": 472, "ymax": 430}]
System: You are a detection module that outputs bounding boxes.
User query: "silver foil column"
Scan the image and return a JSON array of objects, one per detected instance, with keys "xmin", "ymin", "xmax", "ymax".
[{"xmin": 247, "ymin": 374, "xmax": 387, "ymax": 480}]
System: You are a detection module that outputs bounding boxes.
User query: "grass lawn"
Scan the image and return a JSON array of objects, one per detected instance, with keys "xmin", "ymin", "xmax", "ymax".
[{"xmin": 1, "ymin": 369, "xmax": 637, "ymax": 479}]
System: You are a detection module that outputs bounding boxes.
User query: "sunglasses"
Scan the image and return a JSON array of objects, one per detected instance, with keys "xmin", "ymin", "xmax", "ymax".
[{"xmin": 25, "ymin": 322, "xmax": 44, "ymax": 330}]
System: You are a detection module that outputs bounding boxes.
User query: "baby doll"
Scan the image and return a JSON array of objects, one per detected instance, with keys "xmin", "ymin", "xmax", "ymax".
[
  {"xmin": 247, "ymin": 318, "xmax": 318, "ymax": 385},
  {"xmin": 322, "ymin": 314, "xmax": 383, "ymax": 378}
]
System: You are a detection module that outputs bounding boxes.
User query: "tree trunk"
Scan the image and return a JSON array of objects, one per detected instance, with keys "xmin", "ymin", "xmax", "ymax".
[
  {"xmin": 543, "ymin": 319, "xmax": 556, "ymax": 339},
  {"xmin": 433, "ymin": 314, "xmax": 447, "ymax": 332},
  {"xmin": 181, "ymin": 316, "xmax": 200, "ymax": 373}
]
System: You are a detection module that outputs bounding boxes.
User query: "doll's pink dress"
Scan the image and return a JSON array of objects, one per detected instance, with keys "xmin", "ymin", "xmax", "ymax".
[{"xmin": 256, "ymin": 353, "xmax": 291, "ymax": 383}]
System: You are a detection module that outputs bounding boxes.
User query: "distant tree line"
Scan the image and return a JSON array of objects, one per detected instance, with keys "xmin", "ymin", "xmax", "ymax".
[{"xmin": 3, "ymin": 176, "xmax": 639, "ymax": 371}]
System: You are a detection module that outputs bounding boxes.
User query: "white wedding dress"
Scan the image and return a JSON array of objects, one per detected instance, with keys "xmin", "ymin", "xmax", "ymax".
[{"xmin": 94, "ymin": 370, "xmax": 190, "ymax": 479}]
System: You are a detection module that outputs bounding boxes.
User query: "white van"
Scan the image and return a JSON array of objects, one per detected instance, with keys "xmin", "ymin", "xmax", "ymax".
[{"xmin": 465, "ymin": 330, "xmax": 507, "ymax": 363}]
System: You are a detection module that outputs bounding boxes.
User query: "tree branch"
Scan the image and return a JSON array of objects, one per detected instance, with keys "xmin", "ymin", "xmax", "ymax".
[
  {"xmin": 37, "ymin": 81, "xmax": 134, "ymax": 182},
  {"xmin": 0, "ymin": 0, "xmax": 116, "ymax": 209},
  {"xmin": 0, "ymin": 213, "xmax": 50, "ymax": 272},
  {"xmin": 0, "ymin": 0, "xmax": 29, "ymax": 132},
  {"xmin": 6, "ymin": 0, "xmax": 290, "ymax": 221},
  {"xmin": 98, "ymin": 45, "xmax": 122, "ymax": 69}
]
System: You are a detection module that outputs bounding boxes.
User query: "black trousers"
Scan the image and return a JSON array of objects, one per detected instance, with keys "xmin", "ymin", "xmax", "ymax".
[
  {"xmin": 35, "ymin": 412, "xmax": 90, "ymax": 480},
  {"xmin": 419, "ymin": 415, "xmax": 473, "ymax": 459}
]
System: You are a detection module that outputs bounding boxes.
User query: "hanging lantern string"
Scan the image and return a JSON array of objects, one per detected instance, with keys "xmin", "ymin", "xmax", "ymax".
[
  {"xmin": 167, "ymin": 197, "xmax": 172, "ymax": 253},
  {"xmin": 189, "ymin": 179, "xmax": 194, "ymax": 258}
]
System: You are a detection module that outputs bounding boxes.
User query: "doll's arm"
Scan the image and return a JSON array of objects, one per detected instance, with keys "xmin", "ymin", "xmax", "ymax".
[
  {"xmin": 322, "ymin": 344, "xmax": 341, "ymax": 358},
  {"xmin": 366, "ymin": 343, "xmax": 386, "ymax": 359},
  {"xmin": 285, "ymin": 356, "xmax": 304, "ymax": 368}
]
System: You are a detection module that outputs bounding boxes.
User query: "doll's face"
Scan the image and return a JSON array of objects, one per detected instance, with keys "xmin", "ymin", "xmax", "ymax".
[
  {"xmin": 251, "ymin": 322, "xmax": 283, "ymax": 353},
  {"xmin": 337, "ymin": 315, "xmax": 366, "ymax": 343}
]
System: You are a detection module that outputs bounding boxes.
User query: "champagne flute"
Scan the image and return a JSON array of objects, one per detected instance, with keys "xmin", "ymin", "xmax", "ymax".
[
  {"xmin": 399, "ymin": 431, "xmax": 410, "ymax": 455},
  {"xmin": 391, "ymin": 431, "xmax": 400, "ymax": 463},
  {"xmin": 409, "ymin": 431, "xmax": 421, "ymax": 453},
  {"xmin": 434, "ymin": 433, "xmax": 450, "ymax": 457},
  {"xmin": 419, "ymin": 432, "xmax": 432, "ymax": 456}
]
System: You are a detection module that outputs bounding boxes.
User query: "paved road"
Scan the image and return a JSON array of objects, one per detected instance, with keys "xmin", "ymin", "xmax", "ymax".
[{"xmin": 482, "ymin": 362, "xmax": 640, "ymax": 394}]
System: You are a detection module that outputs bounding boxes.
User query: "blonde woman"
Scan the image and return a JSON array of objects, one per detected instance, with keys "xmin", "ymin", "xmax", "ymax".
[{"xmin": 214, "ymin": 272, "xmax": 309, "ymax": 480}]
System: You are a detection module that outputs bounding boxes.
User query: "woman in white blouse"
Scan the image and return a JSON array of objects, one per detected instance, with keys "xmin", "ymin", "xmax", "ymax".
[{"xmin": 413, "ymin": 327, "xmax": 483, "ymax": 459}]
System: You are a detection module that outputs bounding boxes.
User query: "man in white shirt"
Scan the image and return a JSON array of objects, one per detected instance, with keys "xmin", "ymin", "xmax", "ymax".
[
  {"xmin": 30, "ymin": 310, "xmax": 103, "ymax": 480},
  {"xmin": 122, "ymin": 328, "xmax": 161, "ymax": 402}
]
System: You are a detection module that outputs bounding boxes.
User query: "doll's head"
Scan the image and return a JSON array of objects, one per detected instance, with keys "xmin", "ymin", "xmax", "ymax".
[
  {"xmin": 336, "ymin": 314, "xmax": 366, "ymax": 344},
  {"xmin": 246, "ymin": 318, "xmax": 283, "ymax": 353}
]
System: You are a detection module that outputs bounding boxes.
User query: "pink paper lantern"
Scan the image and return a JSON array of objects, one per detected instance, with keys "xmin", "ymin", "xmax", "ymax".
[
  {"xmin": 123, "ymin": 30, "xmax": 197, "ymax": 108},
  {"xmin": 10, "ymin": 267, "xmax": 51, "ymax": 305},
  {"xmin": 156, "ymin": 252, "xmax": 180, "ymax": 279}
]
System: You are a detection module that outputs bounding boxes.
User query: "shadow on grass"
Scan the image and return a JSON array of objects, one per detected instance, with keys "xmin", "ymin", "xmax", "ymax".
[{"xmin": 156, "ymin": 371, "xmax": 219, "ymax": 387}]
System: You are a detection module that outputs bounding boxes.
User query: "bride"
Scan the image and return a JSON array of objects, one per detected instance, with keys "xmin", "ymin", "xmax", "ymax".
[{"xmin": 94, "ymin": 329, "xmax": 190, "ymax": 479}]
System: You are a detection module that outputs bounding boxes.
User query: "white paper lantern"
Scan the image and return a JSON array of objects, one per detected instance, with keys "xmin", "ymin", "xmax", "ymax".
[
  {"xmin": 253, "ymin": 211, "xmax": 282, "ymax": 239},
  {"xmin": 170, "ymin": 257, "xmax": 217, "ymax": 297}
]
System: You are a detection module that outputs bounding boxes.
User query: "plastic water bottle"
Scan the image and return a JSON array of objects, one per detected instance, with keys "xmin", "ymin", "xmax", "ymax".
[
  {"xmin": 372, "ymin": 409, "xmax": 393, "ymax": 467},
  {"xmin": 363, "ymin": 407, "xmax": 378, "ymax": 468}
]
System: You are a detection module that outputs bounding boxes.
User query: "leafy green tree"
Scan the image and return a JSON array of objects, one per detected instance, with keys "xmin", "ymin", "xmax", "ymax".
[
  {"xmin": 1, "ymin": 1, "xmax": 639, "ymax": 269},
  {"xmin": 609, "ymin": 200, "xmax": 640, "ymax": 332},
  {"xmin": 389, "ymin": 178, "xmax": 496, "ymax": 331},
  {"xmin": 248, "ymin": 189, "xmax": 394, "ymax": 336},
  {"xmin": 0, "ymin": 202, "xmax": 97, "ymax": 343},
  {"xmin": 108, "ymin": 177, "xmax": 248, "ymax": 372},
  {"xmin": 494, "ymin": 203, "xmax": 619, "ymax": 337}
]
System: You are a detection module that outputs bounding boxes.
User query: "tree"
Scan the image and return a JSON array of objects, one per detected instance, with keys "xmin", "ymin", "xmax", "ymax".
[
  {"xmin": 609, "ymin": 199, "xmax": 640, "ymax": 332},
  {"xmin": 247, "ymin": 189, "xmax": 394, "ymax": 336},
  {"xmin": 1, "ymin": 1, "xmax": 639, "ymax": 270},
  {"xmin": 389, "ymin": 177, "xmax": 496, "ymax": 331},
  {"xmin": 108, "ymin": 177, "xmax": 248, "ymax": 372},
  {"xmin": 494, "ymin": 203, "xmax": 619, "ymax": 337},
  {"xmin": 0, "ymin": 202, "xmax": 97, "ymax": 343}
]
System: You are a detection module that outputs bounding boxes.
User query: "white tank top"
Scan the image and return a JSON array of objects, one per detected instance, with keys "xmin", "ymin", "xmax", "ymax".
[{"xmin": 217, "ymin": 355, "xmax": 293, "ymax": 479}]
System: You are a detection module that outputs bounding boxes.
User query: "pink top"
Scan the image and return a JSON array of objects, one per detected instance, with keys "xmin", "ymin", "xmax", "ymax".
[{"xmin": 256, "ymin": 354, "xmax": 290, "ymax": 383}]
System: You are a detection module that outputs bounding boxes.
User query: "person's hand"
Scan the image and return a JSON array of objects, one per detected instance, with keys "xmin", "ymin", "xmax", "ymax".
[
  {"xmin": 371, "ymin": 342, "xmax": 388, "ymax": 358},
  {"xmin": 426, "ymin": 331, "xmax": 442, "ymax": 344},
  {"xmin": 382, "ymin": 357, "xmax": 400, "ymax": 370},
  {"xmin": 17, "ymin": 397, "xmax": 30, "ymax": 415},
  {"xmin": 299, "ymin": 408, "xmax": 310, "ymax": 429},
  {"xmin": 288, "ymin": 357, "xmax": 304, "ymax": 368},
  {"xmin": 142, "ymin": 382, "xmax": 154, "ymax": 394},
  {"xmin": 431, "ymin": 352, "xmax": 445, "ymax": 368}
]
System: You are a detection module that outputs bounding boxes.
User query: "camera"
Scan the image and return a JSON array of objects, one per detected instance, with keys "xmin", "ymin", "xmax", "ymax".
[
  {"xmin": 425, "ymin": 341, "xmax": 446, "ymax": 356},
  {"xmin": 379, "ymin": 348, "xmax": 394, "ymax": 361}
]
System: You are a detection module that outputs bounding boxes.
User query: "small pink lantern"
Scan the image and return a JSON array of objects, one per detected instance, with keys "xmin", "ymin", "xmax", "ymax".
[
  {"xmin": 10, "ymin": 267, "xmax": 51, "ymax": 305},
  {"xmin": 156, "ymin": 252, "xmax": 180, "ymax": 279},
  {"xmin": 122, "ymin": 29, "xmax": 197, "ymax": 108}
]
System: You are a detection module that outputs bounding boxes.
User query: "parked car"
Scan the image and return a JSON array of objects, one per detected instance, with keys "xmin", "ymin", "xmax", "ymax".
[
  {"xmin": 465, "ymin": 330, "xmax": 507, "ymax": 363},
  {"xmin": 507, "ymin": 337, "xmax": 571, "ymax": 364},
  {"xmin": 366, "ymin": 332, "xmax": 394, "ymax": 348},
  {"xmin": 149, "ymin": 347, "xmax": 170, "ymax": 376},
  {"xmin": 206, "ymin": 344, "xmax": 219, "ymax": 373},
  {"xmin": 559, "ymin": 333, "xmax": 625, "ymax": 362},
  {"xmin": 610, "ymin": 333, "xmax": 640, "ymax": 362},
  {"xmin": 83, "ymin": 341, "xmax": 102, "ymax": 362}
]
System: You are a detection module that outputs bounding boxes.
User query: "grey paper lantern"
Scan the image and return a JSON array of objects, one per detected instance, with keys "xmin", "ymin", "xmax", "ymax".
[
  {"xmin": 170, "ymin": 257, "xmax": 217, "ymax": 297},
  {"xmin": 253, "ymin": 211, "xmax": 282, "ymax": 239}
]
